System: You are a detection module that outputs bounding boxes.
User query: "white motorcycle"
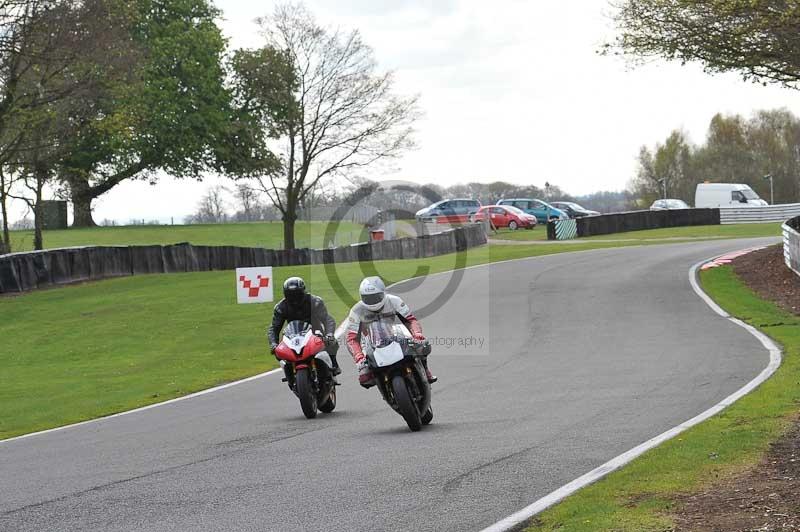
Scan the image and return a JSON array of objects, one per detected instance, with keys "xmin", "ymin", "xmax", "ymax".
[{"xmin": 364, "ymin": 316, "xmax": 433, "ymax": 431}]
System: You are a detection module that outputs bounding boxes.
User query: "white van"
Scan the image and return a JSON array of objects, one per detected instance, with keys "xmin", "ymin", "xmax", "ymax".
[{"xmin": 694, "ymin": 183, "xmax": 768, "ymax": 208}]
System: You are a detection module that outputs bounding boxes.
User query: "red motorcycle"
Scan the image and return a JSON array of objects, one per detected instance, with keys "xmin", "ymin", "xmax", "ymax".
[{"xmin": 274, "ymin": 320, "xmax": 337, "ymax": 419}]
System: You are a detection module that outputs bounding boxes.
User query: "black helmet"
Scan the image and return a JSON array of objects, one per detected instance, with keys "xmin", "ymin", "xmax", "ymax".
[{"xmin": 283, "ymin": 277, "xmax": 306, "ymax": 307}]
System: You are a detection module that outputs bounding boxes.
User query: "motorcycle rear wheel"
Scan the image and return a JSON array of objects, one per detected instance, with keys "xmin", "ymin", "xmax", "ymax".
[
  {"xmin": 392, "ymin": 375, "xmax": 422, "ymax": 431},
  {"xmin": 296, "ymin": 368, "xmax": 318, "ymax": 419},
  {"xmin": 319, "ymin": 386, "xmax": 336, "ymax": 413}
]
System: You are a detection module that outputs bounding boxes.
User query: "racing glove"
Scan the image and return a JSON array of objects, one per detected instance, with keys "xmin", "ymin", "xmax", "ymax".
[{"xmin": 357, "ymin": 359, "xmax": 375, "ymax": 388}]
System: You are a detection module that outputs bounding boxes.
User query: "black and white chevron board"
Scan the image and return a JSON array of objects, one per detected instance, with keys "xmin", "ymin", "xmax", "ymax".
[
  {"xmin": 549, "ymin": 219, "xmax": 578, "ymax": 241},
  {"xmin": 784, "ymin": 215, "xmax": 800, "ymax": 278}
]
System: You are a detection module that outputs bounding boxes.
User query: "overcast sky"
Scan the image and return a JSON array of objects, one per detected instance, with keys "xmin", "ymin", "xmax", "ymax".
[{"xmin": 14, "ymin": 0, "xmax": 800, "ymax": 223}]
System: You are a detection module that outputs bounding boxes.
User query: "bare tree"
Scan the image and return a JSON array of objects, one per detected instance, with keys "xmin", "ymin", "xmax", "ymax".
[
  {"xmin": 233, "ymin": 182, "xmax": 263, "ymax": 222},
  {"xmin": 0, "ymin": 165, "xmax": 22, "ymax": 253},
  {"xmin": 186, "ymin": 185, "xmax": 229, "ymax": 224},
  {"xmin": 231, "ymin": 2, "xmax": 420, "ymax": 248}
]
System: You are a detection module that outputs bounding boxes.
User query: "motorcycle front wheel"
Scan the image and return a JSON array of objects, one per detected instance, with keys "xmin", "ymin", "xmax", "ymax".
[
  {"xmin": 296, "ymin": 368, "xmax": 318, "ymax": 419},
  {"xmin": 392, "ymin": 375, "xmax": 422, "ymax": 431}
]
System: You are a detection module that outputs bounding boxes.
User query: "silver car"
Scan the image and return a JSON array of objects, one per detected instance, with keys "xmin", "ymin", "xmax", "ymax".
[{"xmin": 650, "ymin": 199, "xmax": 690, "ymax": 210}]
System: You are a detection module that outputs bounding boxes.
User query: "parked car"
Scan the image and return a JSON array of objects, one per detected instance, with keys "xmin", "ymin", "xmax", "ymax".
[
  {"xmin": 415, "ymin": 198, "xmax": 481, "ymax": 223},
  {"xmin": 650, "ymin": 199, "xmax": 690, "ymax": 210},
  {"xmin": 694, "ymin": 183, "xmax": 768, "ymax": 208},
  {"xmin": 473, "ymin": 205, "xmax": 537, "ymax": 230},
  {"xmin": 496, "ymin": 198, "xmax": 568, "ymax": 223},
  {"xmin": 550, "ymin": 201, "xmax": 600, "ymax": 218}
]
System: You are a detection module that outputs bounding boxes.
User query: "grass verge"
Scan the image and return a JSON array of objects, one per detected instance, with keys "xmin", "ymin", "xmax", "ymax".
[
  {"xmin": 489, "ymin": 227, "xmax": 549, "ymax": 241},
  {"xmin": 0, "ymin": 238, "xmax": 722, "ymax": 440},
  {"xmin": 524, "ymin": 265, "xmax": 800, "ymax": 531},
  {"xmin": 8, "ymin": 221, "xmax": 364, "ymax": 252}
]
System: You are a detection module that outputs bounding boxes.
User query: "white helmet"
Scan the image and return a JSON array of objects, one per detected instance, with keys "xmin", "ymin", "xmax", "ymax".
[{"xmin": 359, "ymin": 276, "xmax": 386, "ymax": 312}]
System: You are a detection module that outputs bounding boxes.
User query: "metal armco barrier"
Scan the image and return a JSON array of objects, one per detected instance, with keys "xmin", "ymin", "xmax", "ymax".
[
  {"xmin": 552, "ymin": 208, "xmax": 721, "ymax": 240},
  {"xmin": 547, "ymin": 219, "xmax": 578, "ymax": 240},
  {"xmin": 784, "ymin": 216, "xmax": 800, "ymax": 277},
  {"xmin": 720, "ymin": 203, "xmax": 800, "ymax": 224},
  {"xmin": 0, "ymin": 225, "xmax": 487, "ymax": 294}
]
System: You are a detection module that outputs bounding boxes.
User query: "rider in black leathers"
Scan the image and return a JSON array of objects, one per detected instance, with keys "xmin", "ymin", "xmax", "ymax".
[{"xmin": 267, "ymin": 277, "xmax": 341, "ymax": 380}]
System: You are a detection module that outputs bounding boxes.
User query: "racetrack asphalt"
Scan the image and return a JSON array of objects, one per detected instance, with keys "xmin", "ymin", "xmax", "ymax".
[{"xmin": 0, "ymin": 238, "xmax": 780, "ymax": 532}]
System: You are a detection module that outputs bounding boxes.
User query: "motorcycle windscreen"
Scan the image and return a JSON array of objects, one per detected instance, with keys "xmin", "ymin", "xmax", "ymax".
[
  {"xmin": 284, "ymin": 320, "xmax": 311, "ymax": 338},
  {"xmin": 367, "ymin": 319, "xmax": 395, "ymax": 348},
  {"xmin": 284, "ymin": 320, "xmax": 311, "ymax": 354},
  {"xmin": 373, "ymin": 343, "xmax": 404, "ymax": 367},
  {"xmin": 366, "ymin": 317, "xmax": 410, "ymax": 347},
  {"xmin": 367, "ymin": 318, "xmax": 406, "ymax": 367}
]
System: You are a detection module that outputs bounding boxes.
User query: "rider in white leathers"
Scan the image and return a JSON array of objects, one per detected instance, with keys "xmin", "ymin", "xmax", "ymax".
[{"xmin": 344, "ymin": 276, "xmax": 436, "ymax": 387}]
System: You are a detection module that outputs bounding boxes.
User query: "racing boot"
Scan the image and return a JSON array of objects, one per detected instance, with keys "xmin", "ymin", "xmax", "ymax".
[
  {"xmin": 330, "ymin": 354, "xmax": 342, "ymax": 376},
  {"xmin": 325, "ymin": 336, "xmax": 342, "ymax": 376},
  {"xmin": 329, "ymin": 355, "xmax": 341, "ymax": 385}
]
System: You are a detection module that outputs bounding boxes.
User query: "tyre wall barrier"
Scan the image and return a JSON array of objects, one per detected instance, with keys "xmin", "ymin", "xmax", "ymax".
[
  {"xmin": 0, "ymin": 224, "xmax": 487, "ymax": 294},
  {"xmin": 547, "ymin": 208, "xmax": 721, "ymax": 240},
  {"xmin": 784, "ymin": 216, "xmax": 800, "ymax": 278}
]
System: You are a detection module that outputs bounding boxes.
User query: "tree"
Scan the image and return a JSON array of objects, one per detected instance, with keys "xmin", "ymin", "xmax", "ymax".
[
  {"xmin": 56, "ymin": 0, "xmax": 239, "ymax": 227},
  {"xmin": 694, "ymin": 114, "xmax": 752, "ymax": 184},
  {"xmin": 231, "ymin": 3, "xmax": 420, "ymax": 249},
  {"xmin": 185, "ymin": 185, "xmax": 229, "ymax": 224},
  {"xmin": 656, "ymin": 131, "xmax": 696, "ymax": 202},
  {"xmin": 632, "ymin": 109, "xmax": 800, "ymax": 206},
  {"xmin": 608, "ymin": 1, "xmax": 800, "ymax": 88},
  {"xmin": 1, "ymin": 119, "xmax": 56, "ymax": 251},
  {"xmin": 630, "ymin": 131, "xmax": 696, "ymax": 206},
  {"xmin": 575, "ymin": 190, "xmax": 636, "ymax": 213},
  {"xmin": 0, "ymin": 166, "xmax": 20, "ymax": 254},
  {"xmin": 0, "ymin": 1, "xmax": 90, "ymax": 160},
  {"xmin": 745, "ymin": 109, "xmax": 800, "ymax": 202},
  {"xmin": 0, "ymin": 0, "xmax": 130, "ymax": 247},
  {"xmin": 232, "ymin": 183, "xmax": 263, "ymax": 222},
  {"xmin": 630, "ymin": 146, "xmax": 659, "ymax": 207},
  {"xmin": 690, "ymin": 110, "xmax": 800, "ymax": 203}
]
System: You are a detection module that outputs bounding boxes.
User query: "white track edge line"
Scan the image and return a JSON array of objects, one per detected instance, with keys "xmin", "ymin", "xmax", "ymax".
[
  {"xmin": 0, "ymin": 369, "xmax": 284, "ymax": 445},
  {"xmin": 479, "ymin": 252, "xmax": 783, "ymax": 532}
]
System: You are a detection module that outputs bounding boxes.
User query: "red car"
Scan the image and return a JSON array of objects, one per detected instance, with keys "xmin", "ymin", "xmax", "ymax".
[{"xmin": 473, "ymin": 205, "xmax": 537, "ymax": 230}]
